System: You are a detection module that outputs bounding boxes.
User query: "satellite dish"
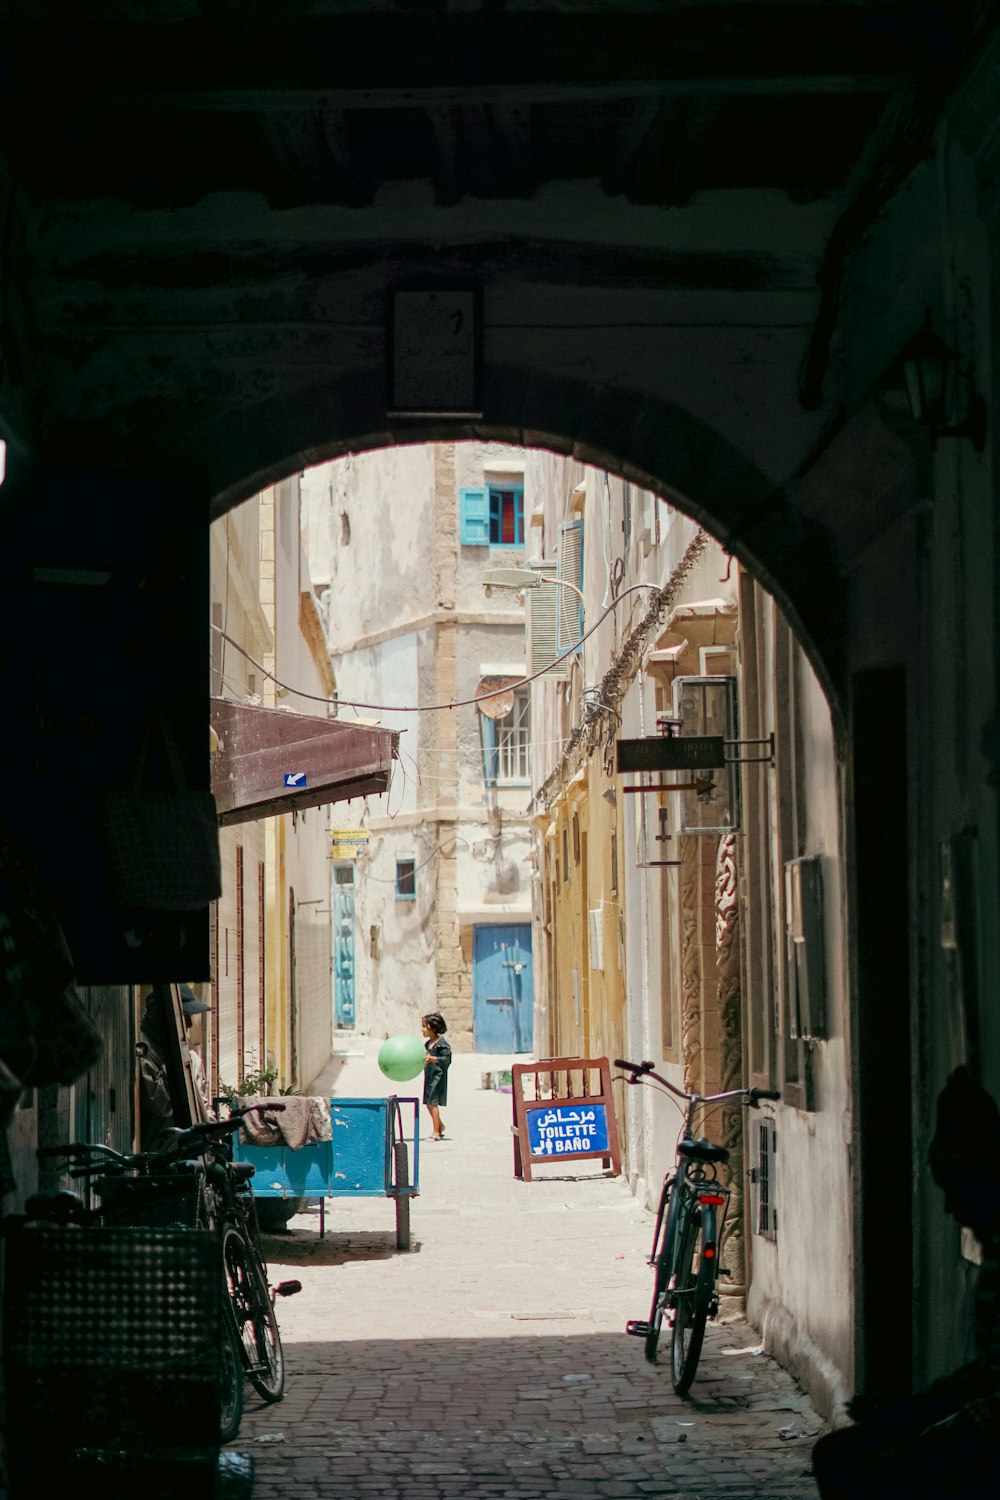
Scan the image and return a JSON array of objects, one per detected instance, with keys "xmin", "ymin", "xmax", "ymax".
[{"xmin": 477, "ymin": 676, "xmax": 516, "ymax": 719}]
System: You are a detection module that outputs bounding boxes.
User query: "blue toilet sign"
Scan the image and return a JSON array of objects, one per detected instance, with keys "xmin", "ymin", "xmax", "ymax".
[{"xmin": 527, "ymin": 1103, "xmax": 610, "ymax": 1157}]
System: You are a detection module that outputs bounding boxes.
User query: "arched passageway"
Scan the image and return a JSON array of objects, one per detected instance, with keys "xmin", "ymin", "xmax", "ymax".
[{"xmin": 1, "ymin": 2, "xmax": 999, "ymax": 1479}]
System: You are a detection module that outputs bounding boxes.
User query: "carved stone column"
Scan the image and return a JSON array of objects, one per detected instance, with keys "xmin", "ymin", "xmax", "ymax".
[
  {"xmin": 715, "ymin": 831, "xmax": 745, "ymax": 1308},
  {"xmin": 679, "ymin": 834, "xmax": 703, "ymax": 1095}
]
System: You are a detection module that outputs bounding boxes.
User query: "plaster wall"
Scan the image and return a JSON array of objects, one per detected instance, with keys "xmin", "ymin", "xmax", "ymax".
[
  {"xmin": 302, "ymin": 447, "xmax": 437, "ymax": 645},
  {"xmin": 745, "ymin": 624, "xmax": 854, "ymax": 1418},
  {"xmin": 301, "ymin": 443, "xmax": 534, "ymax": 1045},
  {"xmin": 210, "ymin": 480, "xmax": 334, "ymax": 1096}
]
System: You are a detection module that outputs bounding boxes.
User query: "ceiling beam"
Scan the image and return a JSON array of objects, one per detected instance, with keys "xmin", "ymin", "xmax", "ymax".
[
  {"xmin": 0, "ymin": 8, "xmax": 950, "ymax": 105},
  {"xmin": 65, "ymin": 76, "xmax": 906, "ymax": 114}
]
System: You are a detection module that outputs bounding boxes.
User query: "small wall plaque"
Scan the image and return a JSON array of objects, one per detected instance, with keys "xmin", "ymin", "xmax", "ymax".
[{"xmin": 389, "ymin": 287, "xmax": 482, "ymax": 416}]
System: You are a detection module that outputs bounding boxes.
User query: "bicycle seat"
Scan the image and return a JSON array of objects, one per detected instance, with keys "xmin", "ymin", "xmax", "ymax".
[
  {"xmin": 230, "ymin": 1161, "xmax": 256, "ymax": 1185},
  {"xmin": 678, "ymin": 1136, "xmax": 730, "ymax": 1165},
  {"xmin": 23, "ymin": 1189, "xmax": 88, "ymax": 1224}
]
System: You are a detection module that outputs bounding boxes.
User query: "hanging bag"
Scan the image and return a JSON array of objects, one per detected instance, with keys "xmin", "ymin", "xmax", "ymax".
[{"xmin": 99, "ymin": 704, "xmax": 222, "ymax": 912}]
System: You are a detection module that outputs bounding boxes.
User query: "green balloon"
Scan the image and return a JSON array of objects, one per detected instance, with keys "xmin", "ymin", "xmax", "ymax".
[{"xmin": 378, "ymin": 1033, "xmax": 426, "ymax": 1082}]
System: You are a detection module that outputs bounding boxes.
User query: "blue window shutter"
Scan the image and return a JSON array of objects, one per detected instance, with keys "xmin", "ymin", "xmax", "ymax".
[
  {"xmin": 480, "ymin": 713, "xmax": 499, "ymax": 786},
  {"xmin": 459, "ymin": 487, "xmax": 490, "ymax": 545}
]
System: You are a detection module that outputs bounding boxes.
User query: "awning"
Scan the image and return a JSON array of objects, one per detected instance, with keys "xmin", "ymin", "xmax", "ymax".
[{"xmin": 211, "ymin": 698, "xmax": 398, "ymax": 827}]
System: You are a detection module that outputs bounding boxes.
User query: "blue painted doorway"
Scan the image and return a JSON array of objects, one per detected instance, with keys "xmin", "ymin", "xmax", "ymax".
[
  {"xmin": 472, "ymin": 924, "xmax": 534, "ymax": 1053},
  {"xmin": 333, "ymin": 864, "xmax": 356, "ymax": 1029}
]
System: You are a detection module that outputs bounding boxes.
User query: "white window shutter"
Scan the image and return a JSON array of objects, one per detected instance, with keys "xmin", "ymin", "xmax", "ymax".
[
  {"xmin": 527, "ymin": 563, "xmax": 569, "ymax": 678},
  {"xmin": 557, "ymin": 519, "xmax": 583, "ymax": 651}
]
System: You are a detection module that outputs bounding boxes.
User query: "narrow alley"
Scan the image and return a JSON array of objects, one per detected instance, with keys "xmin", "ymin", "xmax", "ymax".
[{"xmin": 236, "ymin": 1044, "xmax": 825, "ymax": 1499}]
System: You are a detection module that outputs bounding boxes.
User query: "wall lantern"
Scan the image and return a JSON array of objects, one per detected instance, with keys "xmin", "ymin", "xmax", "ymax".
[{"xmin": 901, "ymin": 309, "xmax": 986, "ymax": 452}]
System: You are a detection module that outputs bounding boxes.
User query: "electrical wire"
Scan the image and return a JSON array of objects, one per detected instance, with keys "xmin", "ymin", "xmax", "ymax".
[
  {"xmin": 211, "ymin": 581, "xmax": 663, "ymax": 716},
  {"xmin": 356, "ymin": 835, "xmax": 472, "ymax": 883}
]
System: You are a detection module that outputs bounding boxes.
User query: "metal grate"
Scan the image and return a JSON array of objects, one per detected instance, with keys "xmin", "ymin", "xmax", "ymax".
[{"xmin": 754, "ymin": 1118, "xmax": 777, "ymax": 1239}]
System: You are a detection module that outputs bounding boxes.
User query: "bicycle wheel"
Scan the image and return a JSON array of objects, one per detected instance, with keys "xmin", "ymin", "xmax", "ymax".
[
  {"xmin": 219, "ymin": 1299, "xmax": 245, "ymax": 1442},
  {"xmin": 670, "ymin": 1211, "xmax": 714, "ymax": 1395},
  {"xmin": 223, "ymin": 1222, "xmax": 286, "ymax": 1403},
  {"xmin": 644, "ymin": 1177, "xmax": 672, "ymax": 1363}
]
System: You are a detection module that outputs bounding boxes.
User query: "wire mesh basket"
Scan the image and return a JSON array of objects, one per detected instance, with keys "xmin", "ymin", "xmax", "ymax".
[
  {"xmin": 2, "ymin": 1223, "xmax": 223, "ymax": 1498},
  {"xmin": 95, "ymin": 1170, "xmax": 208, "ymax": 1230}
]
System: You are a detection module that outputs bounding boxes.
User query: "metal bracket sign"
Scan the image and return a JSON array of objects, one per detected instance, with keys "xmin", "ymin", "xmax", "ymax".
[
  {"xmin": 511, "ymin": 1056, "xmax": 621, "ymax": 1181},
  {"xmin": 616, "ymin": 735, "xmax": 726, "ymax": 772}
]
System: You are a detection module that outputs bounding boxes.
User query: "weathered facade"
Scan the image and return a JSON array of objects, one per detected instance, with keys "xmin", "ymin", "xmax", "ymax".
[
  {"xmin": 526, "ymin": 466, "xmax": 855, "ymax": 1417},
  {"xmin": 207, "ymin": 475, "xmax": 337, "ymax": 1098},
  {"xmin": 302, "ymin": 444, "xmax": 534, "ymax": 1049}
]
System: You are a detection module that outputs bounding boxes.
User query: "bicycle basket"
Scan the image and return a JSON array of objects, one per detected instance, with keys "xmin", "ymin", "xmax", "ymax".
[
  {"xmin": 96, "ymin": 1172, "xmax": 206, "ymax": 1229},
  {"xmin": 2, "ymin": 1224, "xmax": 222, "ymax": 1495}
]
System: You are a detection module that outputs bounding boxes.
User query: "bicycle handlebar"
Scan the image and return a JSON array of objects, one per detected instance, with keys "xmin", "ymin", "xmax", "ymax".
[
  {"xmin": 613, "ymin": 1058, "xmax": 780, "ymax": 1108},
  {"xmin": 37, "ymin": 1100, "xmax": 286, "ymax": 1172}
]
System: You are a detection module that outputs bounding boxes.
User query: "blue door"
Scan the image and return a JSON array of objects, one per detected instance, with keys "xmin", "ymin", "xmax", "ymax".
[
  {"xmin": 473, "ymin": 924, "xmax": 534, "ymax": 1053},
  {"xmin": 333, "ymin": 864, "xmax": 356, "ymax": 1028}
]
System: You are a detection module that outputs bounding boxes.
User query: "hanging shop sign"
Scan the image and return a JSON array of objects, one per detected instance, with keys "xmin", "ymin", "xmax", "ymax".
[{"xmin": 616, "ymin": 735, "xmax": 726, "ymax": 772}]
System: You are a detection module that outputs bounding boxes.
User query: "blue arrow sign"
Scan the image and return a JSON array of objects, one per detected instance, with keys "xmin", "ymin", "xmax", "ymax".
[{"xmin": 284, "ymin": 772, "xmax": 307, "ymax": 788}]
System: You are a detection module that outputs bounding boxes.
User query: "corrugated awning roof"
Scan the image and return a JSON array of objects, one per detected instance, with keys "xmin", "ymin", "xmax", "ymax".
[{"xmin": 211, "ymin": 698, "xmax": 398, "ymax": 827}]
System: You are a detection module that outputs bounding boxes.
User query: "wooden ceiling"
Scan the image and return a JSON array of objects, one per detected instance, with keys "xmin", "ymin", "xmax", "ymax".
[{"xmin": 0, "ymin": 5, "xmax": 965, "ymax": 211}]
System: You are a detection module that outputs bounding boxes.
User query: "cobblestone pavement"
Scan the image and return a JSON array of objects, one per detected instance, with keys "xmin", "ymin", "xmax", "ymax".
[{"xmin": 233, "ymin": 1041, "xmax": 825, "ymax": 1498}]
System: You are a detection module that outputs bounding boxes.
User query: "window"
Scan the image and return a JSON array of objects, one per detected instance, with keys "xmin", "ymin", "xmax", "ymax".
[
  {"xmin": 459, "ymin": 485, "xmax": 524, "ymax": 547},
  {"xmin": 496, "ymin": 688, "xmax": 530, "ymax": 782},
  {"xmin": 488, "ymin": 486, "xmax": 524, "ymax": 546},
  {"xmin": 480, "ymin": 686, "xmax": 530, "ymax": 785},
  {"xmin": 751, "ymin": 1118, "xmax": 777, "ymax": 1239},
  {"xmin": 395, "ymin": 858, "xmax": 416, "ymax": 900}
]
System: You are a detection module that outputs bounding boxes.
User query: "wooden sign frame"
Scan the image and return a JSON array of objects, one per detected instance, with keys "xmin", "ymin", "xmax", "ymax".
[{"xmin": 511, "ymin": 1055, "xmax": 621, "ymax": 1181}]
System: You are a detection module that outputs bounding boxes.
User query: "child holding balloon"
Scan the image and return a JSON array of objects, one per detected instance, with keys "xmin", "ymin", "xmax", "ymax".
[{"xmin": 422, "ymin": 1013, "xmax": 451, "ymax": 1140}]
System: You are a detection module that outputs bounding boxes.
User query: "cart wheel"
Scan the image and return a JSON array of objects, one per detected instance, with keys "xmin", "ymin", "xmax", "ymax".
[{"xmin": 393, "ymin": 1139, "xmax": 411, "ymax": 1251}]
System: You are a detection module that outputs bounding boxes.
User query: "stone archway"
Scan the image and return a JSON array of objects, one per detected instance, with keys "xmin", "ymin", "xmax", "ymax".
[{"xmin": 204, "ymin": 366, "xmax": 847, "ymax": 728}]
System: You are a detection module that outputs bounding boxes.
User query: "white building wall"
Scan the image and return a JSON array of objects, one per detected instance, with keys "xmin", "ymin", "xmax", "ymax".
[
  {"xmin": 210, "ymin": 477, "xmax": 335, "ymax": 1098},
  {"xmin": 303, "ymin": 443, "xmax": 534, "ymax": 1046}
]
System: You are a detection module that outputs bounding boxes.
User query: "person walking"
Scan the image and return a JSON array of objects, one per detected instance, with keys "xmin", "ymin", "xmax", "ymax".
[{"xmin": 421, "ymin": 1013, "xmax": 451, "ymax": 1141}]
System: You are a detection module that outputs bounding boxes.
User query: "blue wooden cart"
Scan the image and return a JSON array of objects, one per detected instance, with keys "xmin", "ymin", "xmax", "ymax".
[{"xmin": 230, "ymin": 1096, "xmax": 419, "ymax": 1249}]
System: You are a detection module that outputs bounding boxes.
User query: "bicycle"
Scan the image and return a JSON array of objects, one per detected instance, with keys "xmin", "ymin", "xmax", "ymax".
[
  {"xmin": 615, "ymin": 1057, "xmax": 780, "ymax": 1395},
  {"xmin": 201, "ymin": 1102, "xmax": 302, "ymax": 1407},
  {"xmin": 34, "ymin": 1101, "xmax": 300, "ymax": 1441}
]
